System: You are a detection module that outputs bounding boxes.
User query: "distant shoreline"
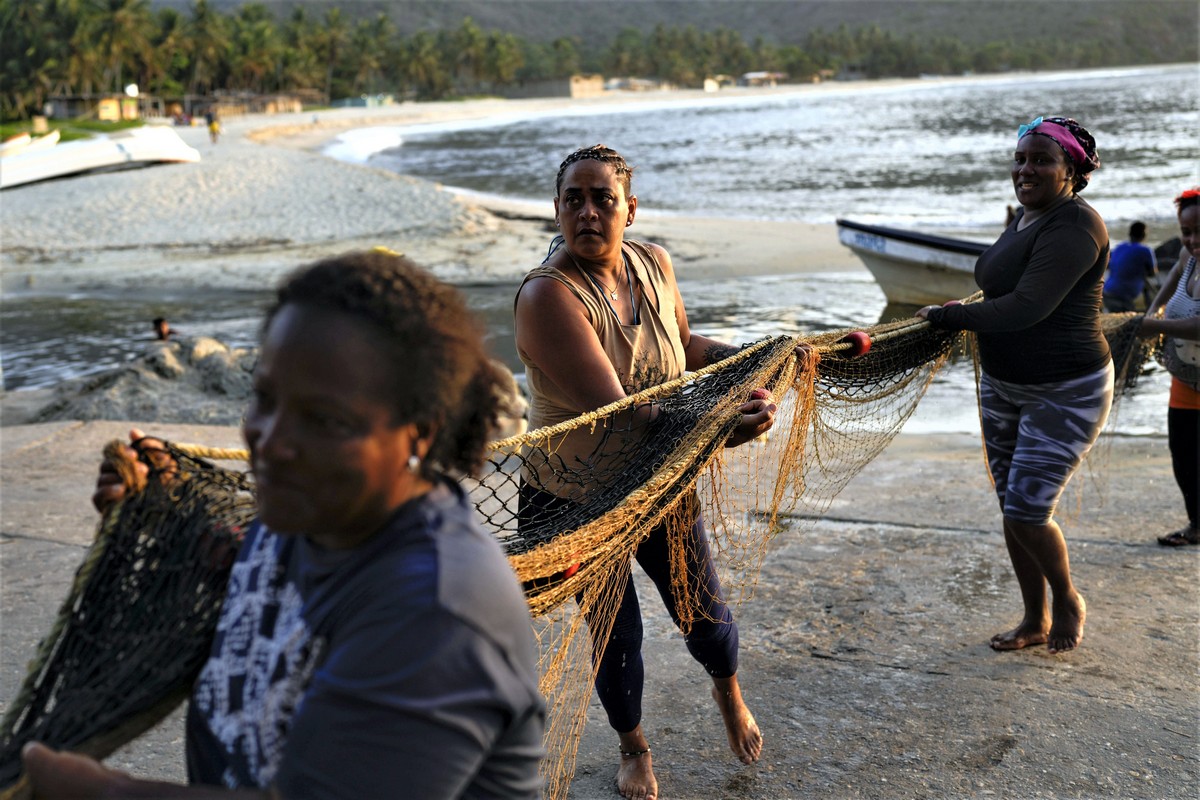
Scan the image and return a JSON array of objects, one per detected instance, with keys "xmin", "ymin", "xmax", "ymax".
[{"xmin": 3, "ymin": 62, "xmax": 1188, "ymax": 297}]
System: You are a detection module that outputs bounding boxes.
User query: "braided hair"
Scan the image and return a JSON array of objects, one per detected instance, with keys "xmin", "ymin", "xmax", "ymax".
[
  {"xmin": 267, "ymin": 250, "xmax": 514, "ymax": 479},
  {"xmin": 555, "ymin": 144, "xmax": 635, "ymax": 197}
]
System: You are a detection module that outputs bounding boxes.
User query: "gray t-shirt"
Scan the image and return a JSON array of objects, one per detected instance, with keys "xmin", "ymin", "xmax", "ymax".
[{"xmin": 186, "ymin": 480, "xmax": 545, "ymax": 798}]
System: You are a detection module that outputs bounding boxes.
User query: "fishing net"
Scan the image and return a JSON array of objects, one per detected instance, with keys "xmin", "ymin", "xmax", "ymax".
[
  {"xmin": 0, "ymin": 444, "xmax": 256, "ymax": 798},
  {"xmin": 0, "ymin": 311, "xmax": 1159, "ymax": 799}
]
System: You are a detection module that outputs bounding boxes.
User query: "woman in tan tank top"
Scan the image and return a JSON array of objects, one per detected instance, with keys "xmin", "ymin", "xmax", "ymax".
[{"xmin": 515, "ymin": 145, "xmax": 776, "ymax": 800}]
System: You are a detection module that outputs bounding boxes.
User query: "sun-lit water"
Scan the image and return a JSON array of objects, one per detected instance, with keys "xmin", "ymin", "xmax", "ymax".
[
  {"xmin": 358, "ymin": 64, "xmax": 1198, "ymax": 230},
  {"xmin": 1, "ymin": 64, "xmax": 1188, "ymax": 434}
]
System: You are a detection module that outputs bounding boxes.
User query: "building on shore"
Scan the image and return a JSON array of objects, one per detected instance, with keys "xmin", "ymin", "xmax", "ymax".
[
  {"xmin": 502, "ymin": 74, "xmax": 606, "ymax": 99},
  {"xmin": 737, "ymin": 71, "xmax": 788, "ymax": 87}
]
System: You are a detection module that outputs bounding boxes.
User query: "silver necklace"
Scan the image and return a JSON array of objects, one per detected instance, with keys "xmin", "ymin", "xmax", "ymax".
[{"xmin": 597, "ymin": 274, "xmax": 620, "ymax": 300}]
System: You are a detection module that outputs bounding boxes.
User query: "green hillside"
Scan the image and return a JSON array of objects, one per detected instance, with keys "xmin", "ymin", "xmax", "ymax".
[
  {"xmin": 5, "ymin": 0, "xmax": 1194, "ymax": 120},
  {"xmin": 151, "ymin": 0, "xmax": 1198, "ymax": 57}
]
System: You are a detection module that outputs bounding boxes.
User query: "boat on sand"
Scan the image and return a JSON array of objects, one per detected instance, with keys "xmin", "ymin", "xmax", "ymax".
[
  {"xmin": 0, "ymin": 133, "xmax": 32, "ymax": 157},
  {"xmin": 836, "ymin": 219, "xmax": 988, "ymax": 305},
  {"xmin": 0, "ymin": 127, "xmax": 199, "ymax": 190},
  {"xmin": 0, "ymin": 130, "xmax": 61, "ymax": 159}
]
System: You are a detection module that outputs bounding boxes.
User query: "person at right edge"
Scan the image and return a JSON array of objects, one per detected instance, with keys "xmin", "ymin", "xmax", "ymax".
[
  {"xmin": 917, "ymin": 116, "xmax": 1113, "ymax": 655},
  {"xmin": 1139, "ymin": 188, "xmax": 1200, "ymax": 547}
]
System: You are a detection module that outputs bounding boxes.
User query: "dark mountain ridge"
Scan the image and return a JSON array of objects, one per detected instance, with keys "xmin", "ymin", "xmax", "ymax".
[{"xmin": 148, "ymin": 0, "xmax": 1198, "ymax": 56}]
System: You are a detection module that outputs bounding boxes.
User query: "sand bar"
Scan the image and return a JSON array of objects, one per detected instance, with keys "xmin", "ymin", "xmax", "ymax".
[{"xmin": 1, "ymin": 84, "xmax": 938, "ymax": 297}]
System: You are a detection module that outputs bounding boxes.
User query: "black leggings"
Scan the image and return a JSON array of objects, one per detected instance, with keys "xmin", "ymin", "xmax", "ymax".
[
  {"xmin": 1168, "ymin": 405, "xmax": 1199, "ymax": 527},
  {"xmin": 519, "ymin": 485, "xmax": 738, "ymax": 734}
]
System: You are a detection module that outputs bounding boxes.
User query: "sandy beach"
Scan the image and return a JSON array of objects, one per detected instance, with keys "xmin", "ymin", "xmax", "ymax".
[
  {"xmin": 0, "ymin": 87, "xmax": 864, "ymax": 300},
  {"xmin": 1, "ymin": 88, "xmax": 1197, "ymax": 797}
]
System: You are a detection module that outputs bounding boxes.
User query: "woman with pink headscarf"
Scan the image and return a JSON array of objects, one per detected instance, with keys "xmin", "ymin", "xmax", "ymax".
[{"xmin": 917, "ymin": 116, "xmax": 1112, "ymax": 655}]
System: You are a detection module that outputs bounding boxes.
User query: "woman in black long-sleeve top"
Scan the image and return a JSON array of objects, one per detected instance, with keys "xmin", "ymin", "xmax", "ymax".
[{"xmin": 918, "ymin": 116, "xmax": 1112, "ymax": 655}]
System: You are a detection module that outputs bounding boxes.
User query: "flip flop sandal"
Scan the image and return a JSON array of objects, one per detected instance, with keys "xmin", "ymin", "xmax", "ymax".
[{"xmin": 1157, "ymin": 528, "xmax": 1200, "ymax": 547}]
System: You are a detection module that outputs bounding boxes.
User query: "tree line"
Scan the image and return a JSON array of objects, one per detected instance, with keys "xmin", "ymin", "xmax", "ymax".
[{"xmin": 0, "ymin": 0, "xmax": 1191, "ymax": 120}]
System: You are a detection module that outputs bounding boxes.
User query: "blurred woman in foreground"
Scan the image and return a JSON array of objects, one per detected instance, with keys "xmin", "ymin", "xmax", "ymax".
[{"xmin": 23, "ymin": 251, "xmax": 546, "ymax": 798}]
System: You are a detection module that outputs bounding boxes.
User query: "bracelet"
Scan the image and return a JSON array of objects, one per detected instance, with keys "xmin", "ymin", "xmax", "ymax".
[{"xmin": 619, "ymin": 747, "xmax": 651, "ymax": 758}]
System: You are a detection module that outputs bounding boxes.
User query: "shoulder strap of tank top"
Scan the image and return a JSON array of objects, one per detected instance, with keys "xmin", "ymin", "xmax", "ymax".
[
  {"xmin": 623, "ymin": 239, "xmax": 667, "ymax": 311},
  {"xmin": 623, "ymin": 239, "xmax": 659, "ymax": 273}
]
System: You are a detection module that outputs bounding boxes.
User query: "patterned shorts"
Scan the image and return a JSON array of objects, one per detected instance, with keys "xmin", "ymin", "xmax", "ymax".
[{"xmin": 980, "ymin": 361, "xmax": 1114, "ymax": 525}]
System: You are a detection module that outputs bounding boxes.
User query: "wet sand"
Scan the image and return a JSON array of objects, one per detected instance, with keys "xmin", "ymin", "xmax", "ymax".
[{"xmin": 1, "ymin": 422, "xmax": 1195, "ymax": 798}]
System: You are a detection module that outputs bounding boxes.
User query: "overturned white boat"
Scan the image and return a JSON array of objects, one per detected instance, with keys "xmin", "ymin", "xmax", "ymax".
[
  {"xmin": 0, "ymin": 126, "xmax": 199, "ymax": 190},
  {"xmin": 836, "ymin": 218, "xmax": 989, "ymax": 306}
]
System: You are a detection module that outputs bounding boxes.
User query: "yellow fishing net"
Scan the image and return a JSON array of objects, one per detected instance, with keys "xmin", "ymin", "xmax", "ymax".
[{"xmin": 0, "ymin": 311, "xmax": 1155, "ymax": 800}]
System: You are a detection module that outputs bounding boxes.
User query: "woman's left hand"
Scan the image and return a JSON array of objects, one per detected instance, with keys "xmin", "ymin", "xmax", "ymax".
[
  {"xmin": 21, "ymin": 742, "xmax": 131, "ymax": 797},
  {"xmin": 726, "ymin": 388, "xmax": 777, "ymax": 448}
]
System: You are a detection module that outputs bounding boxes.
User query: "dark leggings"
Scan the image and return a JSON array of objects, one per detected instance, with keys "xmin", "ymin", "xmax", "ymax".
[
  {"xmin": 519, "ymin": 485, "xmax": 738, "ymax": 734},
  {"xmin": 1168, "ymin": 405, "xmax": 1199, "ymax": 527}
]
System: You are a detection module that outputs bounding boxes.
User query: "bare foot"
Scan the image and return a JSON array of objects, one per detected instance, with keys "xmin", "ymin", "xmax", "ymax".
[
  {"xmin": 712, "ymin": 677, "xmax": 763, "ymax": 764},
  {"xmin": 989, "ymin": 620, "xmax": 1049, "ymax": 651},
  {"xmin": 1047, "ymin": 592, "xmax": 1086, "ymax": 654},
  {"xmin": 616, "ymin": 750, "xmax": 656, "ymax": 800}
]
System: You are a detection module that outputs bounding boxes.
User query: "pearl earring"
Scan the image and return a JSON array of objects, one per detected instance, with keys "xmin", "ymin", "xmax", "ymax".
[{"xmin": 407, "ymin": 454, "xmax": 420, "ymax": 473}]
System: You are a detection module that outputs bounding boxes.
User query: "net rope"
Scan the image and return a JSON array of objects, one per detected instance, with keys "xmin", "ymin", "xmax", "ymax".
[{"xmin": 0, "ymin": 310, "xmax": 1158, "ymax": 799}]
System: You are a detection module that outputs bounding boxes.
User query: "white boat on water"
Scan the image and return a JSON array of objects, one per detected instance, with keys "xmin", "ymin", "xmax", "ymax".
[
  {"xmin": 0, "ymin": 126, "xmax": 200, "ymax": 190},
  {"xmin": 836, "ymin": 219, "xmax": 989, "ymax": 306}
]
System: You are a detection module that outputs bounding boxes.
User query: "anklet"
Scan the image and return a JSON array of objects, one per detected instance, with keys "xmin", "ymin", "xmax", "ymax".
[{"xmin": 619, "ymin": 747, "xmax": 651, "ymax": 758}]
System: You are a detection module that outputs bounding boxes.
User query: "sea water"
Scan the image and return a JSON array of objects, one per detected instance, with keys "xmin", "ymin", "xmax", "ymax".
[
  {"xmin": 2, "ymin": 64, "xmax": 1195, "ymax": 435},
  {"xmin": 358, "ymin": 63, "xmax": 1198, "ymax": 230}
]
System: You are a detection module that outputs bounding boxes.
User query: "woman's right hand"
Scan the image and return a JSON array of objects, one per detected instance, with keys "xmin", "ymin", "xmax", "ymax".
[
  {"xmin": 726, "ymin": 388, "xmax": 777, "ymax": 448},
  {"xmin": 92, "ymin": 428, "xmax": 176, "ymax": 514}
]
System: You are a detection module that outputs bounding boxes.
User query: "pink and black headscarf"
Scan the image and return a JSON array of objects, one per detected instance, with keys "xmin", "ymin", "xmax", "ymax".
[{"xmin": 1017, "ymin": 116, "xmax": 1100, "ymax": 191}]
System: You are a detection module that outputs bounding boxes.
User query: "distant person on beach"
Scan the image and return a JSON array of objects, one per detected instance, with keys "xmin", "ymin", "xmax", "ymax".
[
  {"xmin": 151, "ymin": 317, "xmax": 175, "ymax": 340},
  {"xmin": 1138, "ymin": 188, "xmax": 1200, "ymax": 546},
  {"xmin": 515, "ymin": 144, "xmax": 782, "ymax": 800},
  {"xmin": 205, "ymin": 108, "xmax": 220, "ymax": 144},
  {"xmin": 918, "ymin": 116, "xmax": 1112, "ymax": 655},
  {"xmin": 23, "ymin": 251, "xmax": 545, "ymax": 799},
  {"xmin": 1102, "ymin": 221, "xmax": 1157, "ymax": 312}
]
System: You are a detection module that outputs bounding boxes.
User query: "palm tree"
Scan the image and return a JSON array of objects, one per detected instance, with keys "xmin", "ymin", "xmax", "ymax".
[
  {"xmin": 187, "ymin": 0, "xmax": 229, "ymax": 96},
  {"xmin": 483, "ymin": 31, "xmax": 523, "ymax": 88},
  {"xmin": 80, "ymin": 0, "xmax": 154, "ymax": 93},
  {"xmin": 278, "ymin": 7, "xmax": 321, "ymax": 91},
  {"xmin": 312, "ymin": 6, "xmax": 349, "ymax": 102},
  {"xmin": 452, "ymin": 16, "xmax": 486, "ymax": 92},
  {"xmin": 228, "ymin": 3, "xmax": 279, "ymax": 93},
  {"xmin": 347, "ymin": 13, "xmax": 394, "ymax": 95},
  {"xmin": 549, "ymin": 37, "xmax": 580, "ymax": 79},
  {"xmin": 0, "ymin": 0, "xmax": 63, "ymax": 117},
  {"xmin": 605, "ymin": 27, "xmax": 648, "ymax": 78},
  {"xmin": 402, "ymin": 30, "xmax": 450, "ymax": 100},
  {"xmin": 148, "ymin": 7, "xmax": 190, "ymax": 97}
]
